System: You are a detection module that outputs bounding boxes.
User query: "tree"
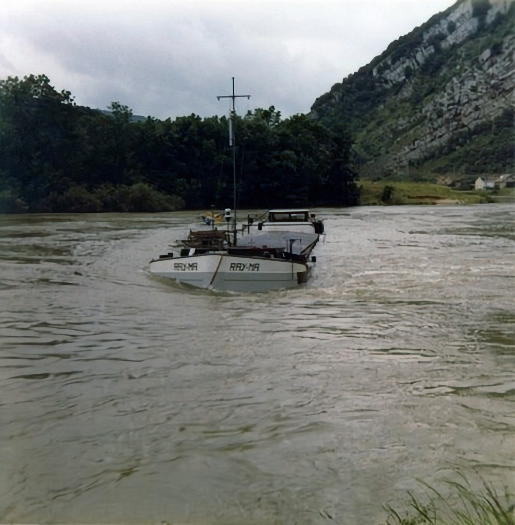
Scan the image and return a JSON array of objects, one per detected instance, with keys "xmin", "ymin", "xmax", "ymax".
[
  {"xmin": 245, "ymin": 106, "xmax": 282, "ymax": 128},
  {"xmin": 0, "ymin": 74, "xmax": 78, "ymax": 206},
  {"xmin": 0, "ymin": 74, "xmax": 360, "ymax": 212},
  {"xmin": 320, "ymin": 124, "xmax": 359, "ymax": 206}
]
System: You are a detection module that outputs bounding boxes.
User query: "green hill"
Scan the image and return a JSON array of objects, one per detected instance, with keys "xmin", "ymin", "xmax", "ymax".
[{"xmin": 309, "ymin": 0, "xmax": 514, "ymax": 185}]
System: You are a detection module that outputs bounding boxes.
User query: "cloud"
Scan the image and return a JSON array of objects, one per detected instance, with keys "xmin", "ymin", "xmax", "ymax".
[{"xmin": 0, "ymin": 0, "xmax": 456, "ymax": 119}]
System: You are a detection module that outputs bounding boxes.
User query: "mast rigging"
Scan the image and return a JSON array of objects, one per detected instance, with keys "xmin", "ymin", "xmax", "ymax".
[{"xmin": 217, "ymin": 77, "xmax": 250, "ymax": 245}]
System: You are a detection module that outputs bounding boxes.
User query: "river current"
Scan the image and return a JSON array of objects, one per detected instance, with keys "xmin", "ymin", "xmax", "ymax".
[{"xmin": 1, "ymin": 204, "xmax": 514, "ymax": 524}]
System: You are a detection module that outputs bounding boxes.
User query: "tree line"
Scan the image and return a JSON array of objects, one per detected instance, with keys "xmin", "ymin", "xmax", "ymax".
[{"xmin": 0, "ymin": 74, "xmax": 359, "ymax": 213}]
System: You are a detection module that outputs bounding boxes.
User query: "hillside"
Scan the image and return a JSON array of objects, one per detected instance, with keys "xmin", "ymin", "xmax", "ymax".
[{"xmin": 309, "ymin": 0, "xmax": 514, "ymax": 183}]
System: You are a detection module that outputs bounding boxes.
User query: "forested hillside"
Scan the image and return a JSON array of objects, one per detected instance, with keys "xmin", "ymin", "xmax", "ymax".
[
  {"xmin": 310, "ymin": 0, "xmax": 514, "ymax": 182},
  {"xmin": 0, "ymin": 75, "xmax": 358, "ymax": 213}
]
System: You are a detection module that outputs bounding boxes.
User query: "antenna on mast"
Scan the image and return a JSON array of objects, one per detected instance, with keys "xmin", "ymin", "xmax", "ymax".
[{"xmin": 217, "ymin": 78, "xmax": 250, "ymax": 245}]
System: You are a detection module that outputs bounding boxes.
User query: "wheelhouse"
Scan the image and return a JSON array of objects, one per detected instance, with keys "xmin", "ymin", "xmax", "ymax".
[{"xmin": 268, "ymin": 209, "xmax": 312, "ymax": 222}]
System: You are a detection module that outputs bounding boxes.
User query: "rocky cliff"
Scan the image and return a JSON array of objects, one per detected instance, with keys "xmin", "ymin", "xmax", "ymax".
[{"xmin": 310, "ymin": 0, "xmax": 514, "ymax": 180}]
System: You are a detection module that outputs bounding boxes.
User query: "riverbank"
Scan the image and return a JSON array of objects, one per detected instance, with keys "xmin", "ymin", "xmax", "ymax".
[
  {"xmin": 1, "ymin": 181, "xmax": 513, "ymax": 215},
  {"xmin": 359, "ymin": 180, "xmax": 515, "ymax": 206}
]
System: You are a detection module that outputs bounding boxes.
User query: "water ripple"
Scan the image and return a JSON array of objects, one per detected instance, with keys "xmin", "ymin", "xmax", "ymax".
[{"xmin": 1, "ymin": 206, "xmax": 514, "ymax": 524}]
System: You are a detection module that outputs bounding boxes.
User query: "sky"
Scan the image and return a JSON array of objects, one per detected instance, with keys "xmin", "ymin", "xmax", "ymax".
[{"xmin": 0, "ymin": 0, "xmax": 457, "ymax": 121}]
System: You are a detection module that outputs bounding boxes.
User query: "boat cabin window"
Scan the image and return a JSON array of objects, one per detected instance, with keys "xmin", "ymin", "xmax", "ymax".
[{"xmin": 269, "ymin": 211, "xmax": 309, "ymax": 222}]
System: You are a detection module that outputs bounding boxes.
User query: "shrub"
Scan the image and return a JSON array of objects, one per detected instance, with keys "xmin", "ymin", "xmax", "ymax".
[
  {"xmin": 125, "ymin": 183, "xmax": 179, "ymax": 212},
  {"xmin": 45, "ymin": 186, "xmax": 101, "ymax": 213},
  {"xmin": 491, "ymin": 41, "xmax": 503, "ymax": 56},
  {"xmin": 472, "ymin": 0, "xmax": 491, "ymax": 19},
  {"xmin": 472, "ymin": 0, "xmax": 492, "ymax": 29},
  {"xmin": 0, "ymin": 189, "xmax": 28, "ymax": 214},
  {"xmin": 93, "ymin": 183, "xmax": 184, "ymax": 212},
  {"xmin": 38, "ymin": 183, "xmax": 184, "ymax": 213},
  {"xmin": 381, "ymin": 185, "xmax": 395, "ymax": 203},
  {"xmin": 93, "ymin": 184, "xmax": 129, "ymax": 212},
  {"xmin": 427, "ymin": 33, "xmax": 446, "ymax": 50}
]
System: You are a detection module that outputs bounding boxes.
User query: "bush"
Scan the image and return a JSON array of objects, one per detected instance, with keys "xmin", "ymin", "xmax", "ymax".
[
  {"xmin": 381, "ymin": 185, "xmax": 396, "ymax": 203},
  {"xmin": 124, "ymin": 183, "xmax": 183, "ymax": 212},
  {"xmin": 45, "ymin": 186, "xmax": 101, "ymax": 213},
  {"xmin": 93, "ymin": 184, "xmax": 129, "ymax": 212},
  {"xmin": 0, "ymin": 189, "xmax": 28, "ymax": 214},
  {"xmin": 491, "ymin": 41, "xmax": 503, "ymax": 56},
  {"xmin": 427, "ymin": 33, "xmax": 446, "ymax": 50},
  {"xmin": 472, "ymin": 0, "xmax": 491, "ymax": 19},
  {"xmin": 38, "ymin": 183, "xmax": 184, "ymax": 213},
  {"xmin": 472, "ymin": 0, "xmax": 492, "ymax": 29}
]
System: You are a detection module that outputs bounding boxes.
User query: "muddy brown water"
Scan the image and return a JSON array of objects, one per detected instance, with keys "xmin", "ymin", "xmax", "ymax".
[{"xmin": 1, "ymin": 204, "xmax": 514, "ymax": 524}]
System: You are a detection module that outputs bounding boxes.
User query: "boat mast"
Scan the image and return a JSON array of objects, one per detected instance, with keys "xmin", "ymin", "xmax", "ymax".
[{"xmin": 217, "ymin": 78, "xmax": 250, "ymax": 245}]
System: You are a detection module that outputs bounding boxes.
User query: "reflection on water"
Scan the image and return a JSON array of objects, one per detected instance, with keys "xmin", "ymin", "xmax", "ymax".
[{"xmin": 0, "ymin": 205, "xmax": 514, "ymax": 524}]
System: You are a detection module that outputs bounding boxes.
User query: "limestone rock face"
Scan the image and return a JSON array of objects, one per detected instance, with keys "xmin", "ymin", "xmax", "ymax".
[{"xmin": 310, "ymin": 0, "xmax": 514, "ymax": 177}]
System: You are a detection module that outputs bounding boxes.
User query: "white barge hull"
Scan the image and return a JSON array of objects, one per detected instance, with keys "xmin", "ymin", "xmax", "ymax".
[{"xmin": 149, "ymin": 253, "xmax": 310, "ymax": 292}]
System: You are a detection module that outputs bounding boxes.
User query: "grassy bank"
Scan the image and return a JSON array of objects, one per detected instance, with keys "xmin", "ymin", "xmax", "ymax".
[
  {"xmin": 381, "ymin": 474, "xmax": 514, "ymax": 525},
  {"xmin": 359, "ymin": 181, "xmax": 493, "ymax": 205}
]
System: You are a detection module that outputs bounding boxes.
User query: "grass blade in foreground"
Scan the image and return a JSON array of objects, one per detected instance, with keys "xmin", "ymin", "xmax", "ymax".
[{"xmin": 383, "ymin": 473, "xmax": 515, "ymax": 525}]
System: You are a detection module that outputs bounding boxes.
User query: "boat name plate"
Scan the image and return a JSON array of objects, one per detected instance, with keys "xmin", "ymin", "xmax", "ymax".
[
  {"xmin": 174, "ymin": 262, "xmax": 199, "ymax": 271},
  {"xmin": 229, "ymin": 262, "xmax": 260, "ymax": 272}
]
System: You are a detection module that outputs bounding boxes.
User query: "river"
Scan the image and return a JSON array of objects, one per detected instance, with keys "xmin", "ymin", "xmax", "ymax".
[{"xmin": 1, "ymin": 204, "xmax": 514, "ymax": 524}]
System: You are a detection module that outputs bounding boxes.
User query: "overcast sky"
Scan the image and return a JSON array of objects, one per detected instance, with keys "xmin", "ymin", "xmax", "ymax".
[{"xmin": 0, "ymin": 0, "xmax": 456, "ymax": 120}]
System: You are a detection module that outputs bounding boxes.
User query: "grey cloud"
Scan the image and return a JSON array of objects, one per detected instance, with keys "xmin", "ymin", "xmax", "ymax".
[{"xmin": 0, "ymin": 0, "xmax": 456, "ymax": 120}]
